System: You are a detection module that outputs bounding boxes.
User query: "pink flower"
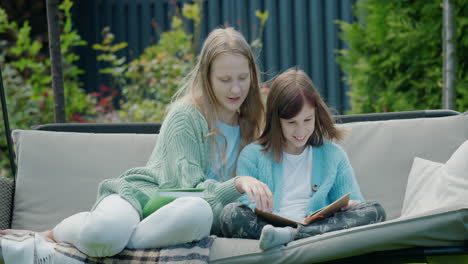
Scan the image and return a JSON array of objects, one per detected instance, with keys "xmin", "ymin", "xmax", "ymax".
[
  {"xmin": 99, "ymin": 85, "xmax": 111, "ymax": 92},
  {"xmin": 98, "ymin": 97, "xmax": 112, "ymax": 107},
  {"xmin": 149, "ymin": 77, "xmax": 157, "ymax": 87},
  {"xmin": 261, "ymin": 87, "xmax": 270, "ymax": 94},
  {"xmin": 72, "ymin": 113, "xmax": 86, "ymax": 123}
]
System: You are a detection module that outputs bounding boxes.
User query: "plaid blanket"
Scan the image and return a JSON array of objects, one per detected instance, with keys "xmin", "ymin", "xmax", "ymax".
[{"xmin": 0, "ymin": 232, "xmax": 215, "ymax": 264}]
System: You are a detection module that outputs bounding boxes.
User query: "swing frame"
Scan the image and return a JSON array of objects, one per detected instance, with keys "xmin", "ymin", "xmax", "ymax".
[{"xmin": 1, "ymin": 61, "xmax": 467, "ymax": 264}]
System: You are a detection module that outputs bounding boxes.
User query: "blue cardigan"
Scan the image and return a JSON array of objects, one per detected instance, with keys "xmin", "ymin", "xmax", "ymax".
[{"xmin": 237, "ymin": 141, "xmax": 364, "ymax": 216}]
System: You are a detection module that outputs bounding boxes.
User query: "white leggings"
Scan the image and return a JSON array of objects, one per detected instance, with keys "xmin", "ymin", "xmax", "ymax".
[{"xmin": 53, "ymin": 195, "xmax": 213, "ymax": 257}]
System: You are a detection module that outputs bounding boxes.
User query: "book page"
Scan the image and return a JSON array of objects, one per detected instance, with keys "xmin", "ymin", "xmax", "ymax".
[
  {"xmin": 158, "ymin": 191, "xmax": 204, "ymax": 197},
  {"xmin": 254, "ymin": 208, "xmax": 300, "ymax": 227},
  {"xmin": 254, "ymin": 193, "xmax": 351, "ymax": 226},
  {"xmin": 157, "ymin": 188, "xmax": 205, "ymax": 197},
  {"xmin": 304, "ymin": 193, "xmax": 350, "ymax": 225}
]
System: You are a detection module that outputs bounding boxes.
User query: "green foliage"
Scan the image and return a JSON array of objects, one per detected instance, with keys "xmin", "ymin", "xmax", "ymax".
[
  {"xmin": 0, "ymin": 0, "xmax": 94, "ymax": 177},
  {"xmin": 90, "ymin": 26, "xmax": 128, "ymax": 121},
  {"xmin": 0, "ymin": 0, "xmax": 270, "ymax": 175},
  {"xmin": 251, "ymin": 10, "xmax": 269, "ymax": 51},
  {"xmin": 92, "ymin": 0, "xmax": 269, "ymax": 122},
  {"xmin": 120, "ymin": 15, "xmax": 194, "ymax": 122},
  {"xmin": 92, "ymin": 2, "xmax": 198, "ymax": 122},
  {"xmin": 337, "ymin": 0, "xmax": 468, "ymax": 113},
  {"xmin": 92, "ymin": 26, "xmax": 128, "ymax": 92},
  {"xmin": 182, "ymin": 2, "xmax": 202, "ymax": 24},
  {"xmin": 182, "ymin": 0, "xmax": 204, "ymax": 55},
  {"xmin": 59, "ymin": 0, "xmax": 95, "ymax": 120}
]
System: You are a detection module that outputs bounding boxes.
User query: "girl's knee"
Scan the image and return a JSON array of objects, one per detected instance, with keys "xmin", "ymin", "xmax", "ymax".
[
  {"xmin": 78, "ymin": 218, "xmax": 134, "ymax": 257},
  {"xmin": 220, "ymin": 202, "xmax": 260, "ymax": 238},
  {"xmin": 176, "ymin": 197, "xmax": 213, "ymax": 219},
  {"xmin": 348, "ymin": 200, "xmax": 386, "ymax": 223},
  {"xmin": 176, "ymin": 197, "xmax": 212, "ymax": 224},
  {"xmin": 173, "ymin": 197, "xmax": 213, "ymax": 240},
  {"xmin": 219, "ymin": 203, "xmax": 241, "ymax": 237},
  {"xmin": 220, "ymin": 202, "xmax": 243, "ymax": 222},
  {"xmin": 369, "ymin": 201, "xmax": 387, "ymax": 221}
]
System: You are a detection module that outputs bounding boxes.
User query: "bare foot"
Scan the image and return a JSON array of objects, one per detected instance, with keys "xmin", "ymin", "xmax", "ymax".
[
  {"xmin": 0, "ymin": 229, "xmax": 34, "ymax": 236},
  {"xmin": 39, "ymin": 230, "xmax": 56, "ymax": 242},
  {"xmin": 0, "ymin": 229, "xmax": 55, "ymax": 242}
]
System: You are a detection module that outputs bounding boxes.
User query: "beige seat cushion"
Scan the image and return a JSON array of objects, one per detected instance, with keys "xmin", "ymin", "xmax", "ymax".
[
  {"xmin": 11, "ymin": 130, "xmax": 157, "ymax": 231},
  {"xmin": 337, "ymin": 114, "xmax": 468, "ymax": 220},
  {"xmin": 209, "ymin": 207, "xmax": 468, "ymax": 263},
  {"xmin": 7, "ymin": 114, "xmax": 468, "ymax": 263}
]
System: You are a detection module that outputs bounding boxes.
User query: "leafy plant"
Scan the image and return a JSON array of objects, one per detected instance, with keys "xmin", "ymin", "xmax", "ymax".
[
  {"xmin": 251, "ymin": 10, "xmax": 269, "ymax": 52},
  {"xmin": 92, "ymin": 0, "xmax": 269, "ymax": 122},
  {"xmin": 92, "ymin": 27, "xmax": 128, "ymax": 97},
  {"xmin": 182, "ymin": 0, "xmax": 204, "ymax": 55},
  {"xmin": 337, "ymin": 0, "xmax": 468, "ymax": 113},
  {"xmin": 92, "ymin": 1, "xmax": 198, "ymax": 122},
  {"xmin": 90, "ymin": 26, "xmax": 128, "ymax": 121},
  {"xmin": 0, "ymin": 0, "xmax": 94, "ymax": 177},
  {"xmin": 120, "ymin": 15, "xmax": 193, "ymax": 122}
]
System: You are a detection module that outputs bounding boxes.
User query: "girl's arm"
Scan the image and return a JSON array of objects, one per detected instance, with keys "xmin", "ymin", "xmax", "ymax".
[
  {"xmin": 160, "ymin": 107, "xmax": 242, "ymax": 208},
  {"xmin": 136, "ymin": 103, "xmax": 240, "ymax": 215},
  {"xmin": 156, "ymin": 105, "xmax": 271, "ymax": 213},
  {"xmin": 330, "ymin": 147, "xmax": 364, "ymax": 203},
  {"xmin": 235, "ymin": 145, "xmax": 273, "ymax": 212}
]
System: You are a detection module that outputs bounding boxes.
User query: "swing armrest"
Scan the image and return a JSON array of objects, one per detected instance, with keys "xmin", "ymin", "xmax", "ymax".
[{"xmin": 0, "ymin": 176, "xmax": 14, "ymax": 229}]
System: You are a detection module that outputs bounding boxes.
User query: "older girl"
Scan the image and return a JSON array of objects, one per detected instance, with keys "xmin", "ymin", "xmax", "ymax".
[{"xmin": 220, "ymin": 68, "xmax": 386, "ymax": 250}]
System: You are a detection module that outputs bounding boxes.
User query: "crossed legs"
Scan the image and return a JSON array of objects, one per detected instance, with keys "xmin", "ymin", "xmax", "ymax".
[{"xmin": 53, "ymin": 194, "xmax": 213, "ymax": 257}]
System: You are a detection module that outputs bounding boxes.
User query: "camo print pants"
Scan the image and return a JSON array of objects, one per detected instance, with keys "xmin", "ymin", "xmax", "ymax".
[{"xmin": 219, "ymin": 201, "xmax": 386, "ymax": 240}]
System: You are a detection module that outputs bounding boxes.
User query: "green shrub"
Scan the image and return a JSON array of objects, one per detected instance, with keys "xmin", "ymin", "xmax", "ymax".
[
  {"xmin": 0, "ymin": 0, "xmax": 95, "ymax": 177},
  {"xmin": 120, "ymin": 16, "xmax": 193, "ymax": 122},
  {"xmin": 92, "ymin": 15, "xmax": 193, "ymax": 123},
  {"xmin": 90, "ymin": 0, "xmax": 201, "ymax": 123},
  {"xmin": 337, "ymin": 0, "xmax": 468, "ymax": 113},
  {"xmin": 93, "ymin": 0, "xmax": 269, "ymax": 123},
  {"xmin": 91, "ymin": 27, "xmax": 128, "ymax": 122}
]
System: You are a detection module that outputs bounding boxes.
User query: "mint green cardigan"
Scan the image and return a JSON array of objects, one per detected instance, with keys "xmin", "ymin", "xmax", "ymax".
[{"xmin": 95, "ymin": 102, "xmax": 241, "ymax": 234}]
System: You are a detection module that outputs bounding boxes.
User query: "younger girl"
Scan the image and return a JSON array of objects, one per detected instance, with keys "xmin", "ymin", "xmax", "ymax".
[{"xmin": 220, "ymin": 68, "xmax": 386, "ymax": 250}]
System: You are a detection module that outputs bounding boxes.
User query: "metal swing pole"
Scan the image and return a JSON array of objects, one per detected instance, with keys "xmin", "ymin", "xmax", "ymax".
[{"xmin": 0, "ymin": 66, "xmax": 16, "ymax": 177}]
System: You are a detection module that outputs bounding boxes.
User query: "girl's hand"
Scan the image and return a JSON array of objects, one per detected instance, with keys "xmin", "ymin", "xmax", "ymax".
[
  {"xmin": 235, "ymin": 176, "xmax": 273, "ymax": 212},
  {"xmin": 339, "ymin": 200, "xmax": 360, "ymax": 212}
]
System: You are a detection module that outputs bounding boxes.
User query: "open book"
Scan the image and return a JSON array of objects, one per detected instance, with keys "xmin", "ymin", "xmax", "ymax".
[
  {"xmin": 254, "ymin": 193, "xmax": 350, "ymax": 227},
  {"xmin": 142, "ymin": 188, "xmax": 205, "ymax": 218}
]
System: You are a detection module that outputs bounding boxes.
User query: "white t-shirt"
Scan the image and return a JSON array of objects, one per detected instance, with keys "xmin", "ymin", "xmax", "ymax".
[{"xmin": 277, "ymin": 146, "xmax": 313, "ymax": 222}]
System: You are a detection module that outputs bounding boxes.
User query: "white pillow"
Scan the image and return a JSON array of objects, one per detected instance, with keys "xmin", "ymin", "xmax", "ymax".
[
  {"xmin": 401, "ymin": 140, "xmax": 468, "ymax": 218},
  {"xmin": 400, "ymin": 157, "xmax": 444, "ymax": 217},
  {"xmin": 438, "ymin": 140, "xmax": 468, "ymax": 206}
]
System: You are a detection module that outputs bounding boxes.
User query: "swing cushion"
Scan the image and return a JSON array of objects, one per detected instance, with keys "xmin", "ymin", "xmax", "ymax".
[
  {"xmin": 3, "ymin": 113, "xmax": 468, "ymax": 263},
  {"xmin": 10, "ymin": 130, "xmax": 157, "ymax": 231}
]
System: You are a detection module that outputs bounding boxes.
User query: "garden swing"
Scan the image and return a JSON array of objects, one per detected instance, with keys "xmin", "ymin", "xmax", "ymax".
[
  {"xmin": 1, "ymin": 61, "xmax": 468, "ymax": 264},
  {"xmin": 0, "ymin": 1, "xmax": 467, "ymax": 262},
  {"xmin": 0, "ymin": 67, "xmax": 16, "ymax": 178}
]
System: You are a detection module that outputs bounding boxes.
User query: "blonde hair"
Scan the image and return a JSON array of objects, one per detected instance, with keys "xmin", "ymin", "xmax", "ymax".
[
  {"xmin": 258, "ymin": 68, "xmax": 344, "ymax": 162},
  {"xmin": 172, "ymin": 27, "xmax": 264, "ymax": 178}
]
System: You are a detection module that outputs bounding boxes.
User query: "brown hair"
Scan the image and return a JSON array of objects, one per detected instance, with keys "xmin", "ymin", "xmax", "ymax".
[
  {"xmin": 258, "ymin": 68, "xmax": 344, "ymax": 162},
  {"xmin": 173, "ymin": 27, "xmax": 264, "ymax": 178}
]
